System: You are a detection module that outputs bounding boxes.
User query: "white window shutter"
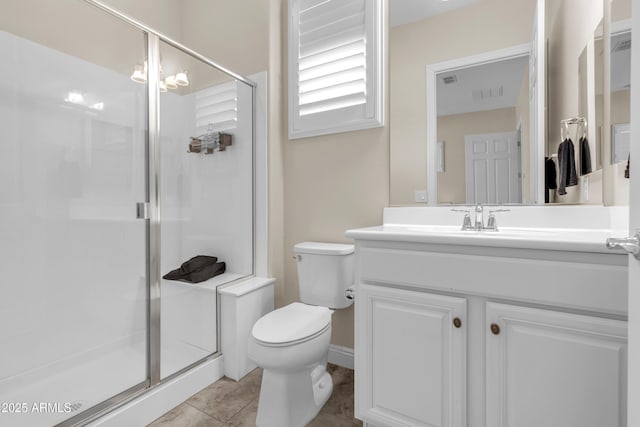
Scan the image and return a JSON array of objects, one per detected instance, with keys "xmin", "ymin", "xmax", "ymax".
[
  {"xmin": 195, "ymin": 80, "xmax": 238, "ymax": 134},
  {"xmin": 289, "ymin": 0, "xmax": 383, "ymax": 139}
]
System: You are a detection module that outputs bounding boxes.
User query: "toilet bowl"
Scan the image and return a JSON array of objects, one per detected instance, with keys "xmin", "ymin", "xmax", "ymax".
[
  {"xmin": 248, "ymin": 303, "xmax": 334, "ymax": 427},
  {"xmin": 248, "ymin": 242, "xmax": 354, "ymax": 427}
]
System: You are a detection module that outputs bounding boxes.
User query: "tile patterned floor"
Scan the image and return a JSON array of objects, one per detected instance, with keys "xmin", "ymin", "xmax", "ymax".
[{"xmin": 147, "ymin": 364, "xmax": 362, "ymax": 427}]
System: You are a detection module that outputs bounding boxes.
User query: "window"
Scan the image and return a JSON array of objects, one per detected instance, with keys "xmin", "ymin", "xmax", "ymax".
[{"xmin": 288, "ymin": 0, "xmax": 383, "ymax": 139}]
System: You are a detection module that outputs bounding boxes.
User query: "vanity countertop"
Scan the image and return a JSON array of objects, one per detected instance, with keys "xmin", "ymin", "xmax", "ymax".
[
  {"xmin": 345, "ymin": 225, "xmax": 628, "ymax": 254},
  {"xmin": 346, "ymin": 206, "xmax": 630, "ymax": 255}
]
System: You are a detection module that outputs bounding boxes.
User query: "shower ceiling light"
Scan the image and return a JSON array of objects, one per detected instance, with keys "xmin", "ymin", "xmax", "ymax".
[
  {"xmin": 164, "ymin": 75, "xmax": 178, "ymax": 90},
  {"xmin": 175, "ymin": 71, "xmax": 189, "ymax": 86},
  {"xmin": 64, "ymin": 92, "xmax": 104, "ymax": 111},
  {"xmin": 131, "ymin": 64, "xmax": 147, "ymax": 83},
  {"xmin": 65, "ymin": 91, "xmax": 84, "ymax": 104}
]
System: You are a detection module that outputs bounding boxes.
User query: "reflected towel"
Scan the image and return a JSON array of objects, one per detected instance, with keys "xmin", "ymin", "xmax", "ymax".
[
  {"xmin": 557, "ymin": 138, "xmax": 578, "ymax": 195},
  {"xmin": 545, "ymin": 157, "xmax": 557, "ymax": 203},
  {"xmin": 579, "ymin": 137, "xmax": 592, "ymax": 175},
  {"xmin": 163, "ymin": 255, "xmax": 226, "ymax": 283},
  {"xmin": 625, "ymin": 154, "xmax": 630, "ymax": 179}
]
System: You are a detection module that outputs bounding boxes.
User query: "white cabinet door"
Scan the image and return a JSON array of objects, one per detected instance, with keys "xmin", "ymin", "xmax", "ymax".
[
  {"xmin": 356, "ymin": 284, "xmax": 466, "ymax": 427},
  {"xmin": 486, "ymin": 302, "xmax": 627, "ymax": 427}
]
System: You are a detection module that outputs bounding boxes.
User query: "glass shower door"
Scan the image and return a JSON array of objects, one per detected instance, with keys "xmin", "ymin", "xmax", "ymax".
[
  {"xmin": 157, "ymin": 41, "xmax": 255, "ymax": 379},
  {"xmin": 0, "ymin": 3, "xmax": 149, "ymax": 426}
]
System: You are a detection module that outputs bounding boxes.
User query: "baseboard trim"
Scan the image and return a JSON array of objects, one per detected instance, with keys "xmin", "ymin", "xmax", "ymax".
[{"xmin": 328, "ymin": 344, "xmax": 354, "ymax": 369}]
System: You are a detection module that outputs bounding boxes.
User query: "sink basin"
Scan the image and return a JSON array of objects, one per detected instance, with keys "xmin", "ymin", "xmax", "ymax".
[
  {"xmin": 347, "ymin": 224, "xmax": 621, "ymax": 254},
  {"xmin": 481, "ymin": 227, "xmax": 557, "ymax": 237},
  {"xmin": 404, "ymin": 225, "xmax": 555, "ymax": 237},
  {"xmin": 406, "ymin": 225, "xmax": 461, "ymax": 233}
]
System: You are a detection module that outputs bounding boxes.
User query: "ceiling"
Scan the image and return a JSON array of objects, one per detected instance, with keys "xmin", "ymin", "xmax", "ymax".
[
  {"xmin": 436, "ymin": 55, "xmax": 529, "ymax": 116},
  {"xmin": 390, "ymin": 0, "xmax": 482, "ymax": 28},
  {"xmin": 389, "ymin": 0, "xmax": 528, "ymax": 116}
]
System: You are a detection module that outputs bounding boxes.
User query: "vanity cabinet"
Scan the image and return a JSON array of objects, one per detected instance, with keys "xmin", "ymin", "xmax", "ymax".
[
  {"xmin": 485, "ymin": 302, "xmax": 627, "ymax": 427},
  {"xmin": 357, "ymin": 284, "xmax": 466, "ymax": 427},
  {"xmin": 350, "ymin": 235, "xmax": 628, "ymax": 427}
]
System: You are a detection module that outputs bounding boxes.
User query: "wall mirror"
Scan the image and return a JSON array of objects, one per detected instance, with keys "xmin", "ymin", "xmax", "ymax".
[
  {"xmin": 426, "ymin": 45, "xmax": 536, "ymax": 205},
  {"xmin": 607, "ymin": 0, "xmax": 631, "ymax": 204},
  {"xmin": 389, "ymin": 0, "xmax": 630, "ymax": 206}
]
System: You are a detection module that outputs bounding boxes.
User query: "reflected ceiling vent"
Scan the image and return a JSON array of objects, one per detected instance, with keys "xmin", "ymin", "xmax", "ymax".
[
  {"xmin": 472, "ymin": 86, "xmax": 504, "ymax": 101},
  {"xmin": 442, "ymin": 75, "xmax": 457, "ymax": 84},
  {"xmin": 613, "ymin": 39, "xmax": 631, "ymax": 52}
]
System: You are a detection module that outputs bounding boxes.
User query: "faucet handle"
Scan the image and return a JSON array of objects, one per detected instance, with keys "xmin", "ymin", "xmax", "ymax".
[
  {"xmin": 486, "ymin": 209, "xmax": 510, "ymax": 231},
  {"xmin": 451, "ymin": 208, "xmax": 473, "ymax": 230}
]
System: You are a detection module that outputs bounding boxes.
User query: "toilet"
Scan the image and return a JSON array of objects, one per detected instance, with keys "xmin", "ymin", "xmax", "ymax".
[{"xmin": 248, "ymin": 242, "xmax": 355, "ymax": 427}]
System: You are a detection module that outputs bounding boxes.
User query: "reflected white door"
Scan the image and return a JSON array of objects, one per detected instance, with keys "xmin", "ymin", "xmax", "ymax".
[
  {"xmin": 627, "ymin": 0, "xmax": 639, "ymax": 424},
  {"xmin": 464, "ymin": 131, "xmax": 521, "ymax": 204}
]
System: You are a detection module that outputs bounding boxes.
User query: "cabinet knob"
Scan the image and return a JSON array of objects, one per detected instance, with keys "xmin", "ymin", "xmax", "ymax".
[
  {"xmin": 453, "ymin": 317, "xmax": 462, "ymax": 328},
  {"xmin": 490, "ymin": 323, "xmax": 501, "ymax": 335}
]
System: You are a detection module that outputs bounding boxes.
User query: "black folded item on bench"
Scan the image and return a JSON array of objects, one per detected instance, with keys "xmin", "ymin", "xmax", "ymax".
[{"xmin": 163, "ymin": 255, "xmax": 226, "ymax": 283}]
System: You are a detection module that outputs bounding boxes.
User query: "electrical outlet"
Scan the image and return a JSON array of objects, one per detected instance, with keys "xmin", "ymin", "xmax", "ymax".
[{"xmin": 414, "ymin": 190, "xmax": 427, "ymax": 203}]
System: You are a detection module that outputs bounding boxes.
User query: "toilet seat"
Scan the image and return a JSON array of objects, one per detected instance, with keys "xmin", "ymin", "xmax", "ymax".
[{"xmin": 252, "ymin": 302, "xmax": 332, "ymax": 346}]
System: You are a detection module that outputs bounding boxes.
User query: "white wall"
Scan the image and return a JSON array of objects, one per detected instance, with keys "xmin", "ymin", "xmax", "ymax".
[
  {"xmin": 0, "ymin": 22, "xmax": 255, "ymax": 389},
  {"xmin": 158, "ymin": 78, "xmax": 255, "ymax": 377},
  {"xmin": 0, "ymin": 31, "xmax": 148, "ymax": 388}
]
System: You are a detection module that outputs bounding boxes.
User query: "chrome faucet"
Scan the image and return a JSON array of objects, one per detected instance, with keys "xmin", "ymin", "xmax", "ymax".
[
  {"xmin": 484, "ymin": 208, "xmax": 510, "ymax": 231},
  {"xmin": 451, "ymin": 207, "xmax": 474, "ymax": 230},
  {"xmin": 452, "ymin": 205, "xmax": 510, "ymax": 231},
  {"xmin": 452, "ymin": 204, "xmax": 484, "ymax": 231},
  {"xmin": 473, "ymin": 204, "xmax": 484, "ymax": 230}
]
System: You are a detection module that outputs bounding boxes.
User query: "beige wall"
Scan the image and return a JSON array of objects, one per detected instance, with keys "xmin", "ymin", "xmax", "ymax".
[
  {"xmin": 0, "ymin": 0, "xmax": 162, "ymax": 78},
  {"xmin": 389, "ymin": 0, "xmax": 535, "ymax": 205},
  {"xmin": 612, "ymin": 0, "xmax": 631, "ymax": 22},
  {"xmin": 102, "ymin": 0, "xmax": 270, "ymax": 78},
  {"xmin": 280, "ymin": 1, "xmax": 390, "ymax": 348},
  {"xmin": 268, "ymin": 0, "xmax": 286, "ymax": 309},
  {"xmin": 437, "ymin": 108, "xmax": 517, "ymax": 204}
]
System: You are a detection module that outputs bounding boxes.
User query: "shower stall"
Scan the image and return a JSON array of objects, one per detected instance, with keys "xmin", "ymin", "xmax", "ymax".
[{"xmin": 0, "ymin": 1, "xmax": 256, "ymax": 425}]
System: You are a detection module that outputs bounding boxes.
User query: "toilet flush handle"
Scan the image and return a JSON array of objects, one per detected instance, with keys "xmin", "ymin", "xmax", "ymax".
[{"xmin": 345, "ymin": 287, "xmax": 355, "ymax": 301}]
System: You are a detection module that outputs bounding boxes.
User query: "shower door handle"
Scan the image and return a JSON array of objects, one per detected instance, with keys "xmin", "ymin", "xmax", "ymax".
[
  {"xmin": 606, "ymin": 232, "xmax": 640, "ymax": 259},
  {"xmin": 136, "ymin": 202, "xmax": 150, "ymax": 220}
]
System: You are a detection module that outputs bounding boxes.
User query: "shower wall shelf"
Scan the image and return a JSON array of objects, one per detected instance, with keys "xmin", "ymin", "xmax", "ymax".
[{"xmin": 188, "ymin": 127, "xmax": 233, "ymax": 154}]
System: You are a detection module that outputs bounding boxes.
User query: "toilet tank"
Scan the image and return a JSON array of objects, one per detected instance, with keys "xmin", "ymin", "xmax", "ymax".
[{"xmin": 294, "ymin": 242, "xmax": 355, "ymax": 309}]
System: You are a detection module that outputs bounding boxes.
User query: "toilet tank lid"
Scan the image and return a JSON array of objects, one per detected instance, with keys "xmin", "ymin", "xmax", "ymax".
[
  {"xmin": 252, "ymin": 302, "xmax": 331, "ymax": 344},
  {"xmin": 294, "ymin": 242, "xmax": 354, "ymax": 255}
]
